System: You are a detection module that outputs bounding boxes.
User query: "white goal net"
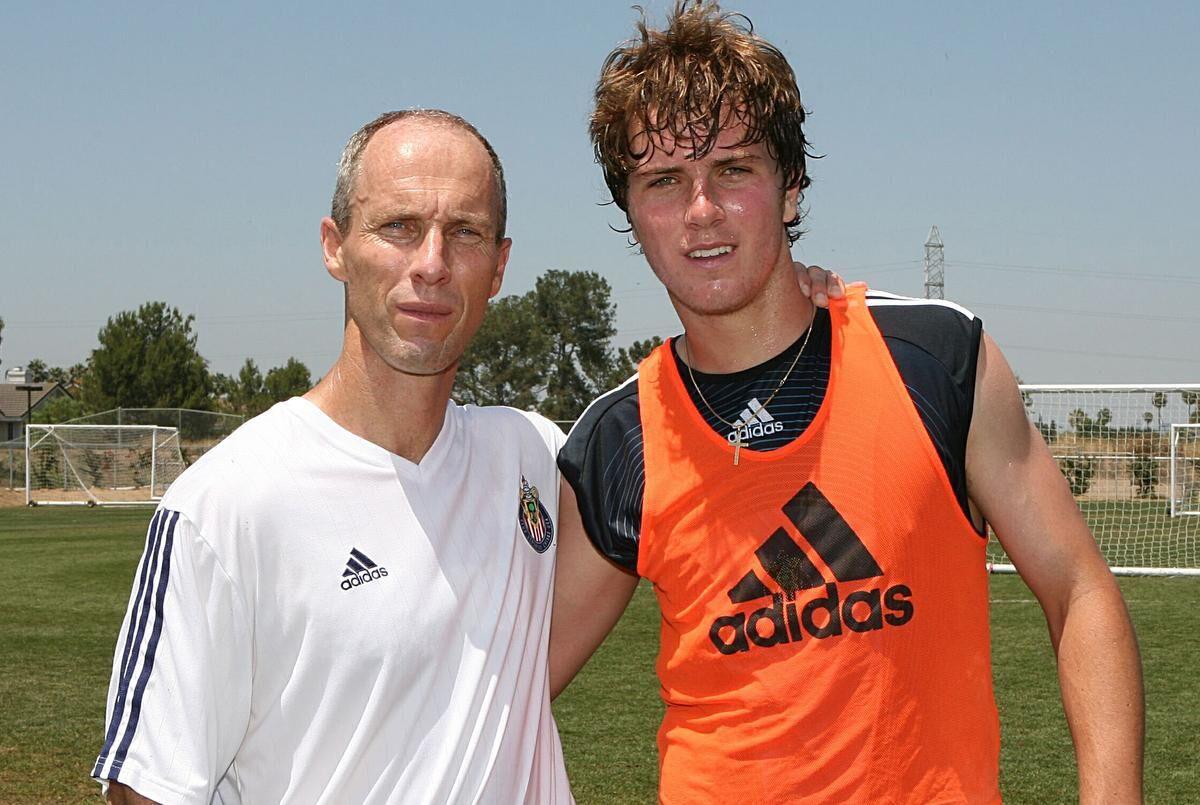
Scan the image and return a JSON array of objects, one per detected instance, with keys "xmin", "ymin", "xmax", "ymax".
[
  {"xmin": 25, "ymin": 424, "xmax": 187, "ymax": 506},
  {"xmin": 988, "ymin": 385, "xmax": 1200, "ymax": 576}
]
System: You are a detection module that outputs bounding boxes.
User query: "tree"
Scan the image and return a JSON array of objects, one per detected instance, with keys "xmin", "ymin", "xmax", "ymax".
[
  {"xmin": 26, "ymin": 358, "xmax": 50, "ymax": 382},
  {"xmin": 609, "ymin": 337, "xmax": 665, "ymax": 387},
  {"xmin": 1067, "ymin": 408, "xmax": 1091, "ymax": 437},
  {"xmin": 1143, "ymin": 411, "xmax": 1154, "ymax": 430},
  {"xmin": 24, "ymin": 359, "xmax": 87, "ymax": 390},
  {"xmin": 84, "ymin": 302, "xmax": 212, "ymax": 411},
  {"xmin": 265, "ymin": 358, "xmax": 312, "ymax": 403},
  {"xmin": 217, "ymin": 357, "xmax": 312, "ymax": 417},
  {"xmin": 453, "ymin": 269, "xmax": 665, "ymax": 421},
  {"xmin": 229, "ymin": 359, "xmax": 266, "ymax": 415},
  {"xmin": 30, "ymin": 394, "xmax": 90, "ymax": 424},
  {"xmin": 455, "ymin": 269, "xmax": 631, "ymax": 420},
  {"xmin": 535, "ymin": 270, "xmax": 619, "ymax": 420},
  {"xmin": 1152, "ymin": 391, "xmax": 1168, "ymax": 431},
  {"xmin": 1182, "ymin": 390, "xmax": 1199, "ymax": 424},
  {"xmin": 455, "ymin": 294, "xmax": 549, "ymax": 409}
]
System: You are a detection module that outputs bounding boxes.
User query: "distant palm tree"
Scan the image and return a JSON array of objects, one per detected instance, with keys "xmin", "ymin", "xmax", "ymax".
[
  {"xmin": 1152, "ymin": 392, "xmax": 1168, "ymax": 430},
  {"xmin": 1182, "ymin": 390, "xmax": 1199, "ymax": 424}
]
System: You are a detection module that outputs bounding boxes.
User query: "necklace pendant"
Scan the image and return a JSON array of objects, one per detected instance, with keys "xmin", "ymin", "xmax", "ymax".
[{"xmin": 733, "ymin": 431, "xmax": 742, "ymax": 466}]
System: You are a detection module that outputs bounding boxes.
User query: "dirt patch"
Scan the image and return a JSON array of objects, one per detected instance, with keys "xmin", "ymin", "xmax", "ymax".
[
  {"xmin": 0, "ymin": 486, "xmax": 159, "ymax": 508},
  {"xmin": 0, "ymin": 488, "xmax": 27, "ymax": 507}
]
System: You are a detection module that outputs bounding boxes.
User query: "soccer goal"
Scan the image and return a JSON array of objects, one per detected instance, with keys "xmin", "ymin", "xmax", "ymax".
[
  {"xmin": 25, "ymin": 424, "xmax": 187, "ymax": 506},
  {"xmin": 1170, "ymin": 424, "xmax": 1200, "ymax": 518},
  {"xmin": 987, "ymin": 384, "xmax": 1200, "ymax": 576}
]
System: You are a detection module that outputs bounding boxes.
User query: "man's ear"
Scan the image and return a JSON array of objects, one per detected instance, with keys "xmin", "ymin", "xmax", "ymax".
[
  {"xmin": 320, "ymin": 217, "xmax": 348, "ymax": 282},
  {"xmin": 783, "ymin": 179, "xmax": 802, "ymax": 224},
  {"xmin": 490, "ymin": 237, "xmax": 512, "ymax": 298}
]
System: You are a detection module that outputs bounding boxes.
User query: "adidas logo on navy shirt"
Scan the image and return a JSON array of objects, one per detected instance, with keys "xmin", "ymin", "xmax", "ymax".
[
  {"xmin": 340, "ymin": 548, "xmax": 389, "ymax": 591},
  {"xmin": 709, "ymin": 482, "xmax": 914, "ymax": 655},
  {"xmin": 726, "ymin": 397, "xmax": 784, "ymax": 444}
]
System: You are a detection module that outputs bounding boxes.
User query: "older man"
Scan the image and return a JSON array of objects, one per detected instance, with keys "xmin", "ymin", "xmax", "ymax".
[{"xmin": 95, "ymin": 110, "xmax": 573, "ymax": 804}]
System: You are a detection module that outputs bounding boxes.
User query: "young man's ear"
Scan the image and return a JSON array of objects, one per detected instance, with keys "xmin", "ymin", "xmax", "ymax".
[{"xmin": 783, "ymin": 180, "xmax": 802, "ymax": 225}]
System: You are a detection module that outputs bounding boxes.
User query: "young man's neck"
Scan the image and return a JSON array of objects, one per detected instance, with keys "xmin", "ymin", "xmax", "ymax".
[
  {"xmin": 675, "ymin": 253, "xmax": 816, "ymax": 374},
  {"xmin": 304, "ymin": 328, "xmax": 456, "ymax": 463}
]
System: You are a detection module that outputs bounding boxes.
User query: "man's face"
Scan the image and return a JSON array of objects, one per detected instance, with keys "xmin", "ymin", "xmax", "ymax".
[
  {"xmin": 321, "ymin": 120, "xmax": 510, "ymax": 376},
  {"xmin": 625, "ymin": 119, "xmax": 799, "ymax": 317}
]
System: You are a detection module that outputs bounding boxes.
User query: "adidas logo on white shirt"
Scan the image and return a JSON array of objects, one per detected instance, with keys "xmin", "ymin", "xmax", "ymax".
[
  {"xmin": 726, "ymin": 397, "xmax": 784, "ymax": 443},
  {"xmin": 340, "ymin": 548, "xmax": 389, "ymax": 591}
]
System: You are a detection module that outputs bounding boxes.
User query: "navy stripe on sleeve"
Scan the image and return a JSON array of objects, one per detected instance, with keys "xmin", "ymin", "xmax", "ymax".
[{"xmin": 94, "ymin": 509, "xmax": 178, "ymax": 780}]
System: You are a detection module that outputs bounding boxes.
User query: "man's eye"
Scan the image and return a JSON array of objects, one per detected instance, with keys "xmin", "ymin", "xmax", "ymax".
[
  {"xmin": 384, "ymin": 221, "xmax": 410, "ymax": 232},
  {"xmin": 454, "ymin": 226, "xmax": 482, "ymax": 239},
  {"xmin": 723, "ymin": 165, "xmax": 749, "ymax": 176},
  {"xmin": 648, "ymin": 176, "xmax": 676, "ymax": 188}
]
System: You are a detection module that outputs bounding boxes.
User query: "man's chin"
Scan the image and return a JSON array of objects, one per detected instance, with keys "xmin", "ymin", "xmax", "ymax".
[
  {"xmin": 669, "ymin": 287, "xmax": 756, "ymax": 319},
  {"xmin": 368, "ymin": 334, "xmax": 462, "ymax": 378}
]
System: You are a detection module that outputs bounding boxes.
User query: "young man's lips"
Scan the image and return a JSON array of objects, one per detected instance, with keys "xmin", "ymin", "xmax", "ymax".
[{"xmin": 685, "ymin": 244, "xmax": 735, "ymax": 261}]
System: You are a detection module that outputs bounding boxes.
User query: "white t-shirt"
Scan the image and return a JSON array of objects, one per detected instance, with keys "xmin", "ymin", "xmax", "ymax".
[{"xmin": 93, "ymin": 398, "xmax": 573, "ymax": 804}]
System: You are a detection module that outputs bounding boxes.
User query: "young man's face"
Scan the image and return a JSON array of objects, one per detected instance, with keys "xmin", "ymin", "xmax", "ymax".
[
  {"xmin": 320, "ymin": 120, "xmax": 510, "ymax": 376},
  {"xmin": 625, "ymin": 118, "xmax": 799, "ymax": 318}
]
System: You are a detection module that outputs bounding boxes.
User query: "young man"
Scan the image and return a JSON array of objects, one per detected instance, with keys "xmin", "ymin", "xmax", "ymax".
[
  {"xmin": 95, "ymin": 111, "xmax": 574, "ymax": 804},
  {"xmin": 552, "ymin": 3, "xmax": 1144, "ymax": 803}
]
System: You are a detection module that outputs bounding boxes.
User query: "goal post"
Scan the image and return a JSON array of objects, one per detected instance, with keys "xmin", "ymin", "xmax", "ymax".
[
  {"xmin": 25, "ymin": 424, "xmax": 187, "ymax": 506},
  {"xmin": 988, "ymin": 384, "xmax": 1200, "ymax": 577},
  {"xmin": 1170, "ymin": 423, "xmax": 1200, "ymax": 518}
]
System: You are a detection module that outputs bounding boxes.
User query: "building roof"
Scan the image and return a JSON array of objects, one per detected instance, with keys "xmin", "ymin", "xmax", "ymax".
[{"xmin": 0, "ymin": 383, "xmax": 68, "ymax": 419}]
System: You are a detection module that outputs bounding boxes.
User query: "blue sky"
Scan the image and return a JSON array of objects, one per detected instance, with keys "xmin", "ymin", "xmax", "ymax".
[{"xmin": 1, "ymin": 0, "xmax": 1197, "ymax": 384}]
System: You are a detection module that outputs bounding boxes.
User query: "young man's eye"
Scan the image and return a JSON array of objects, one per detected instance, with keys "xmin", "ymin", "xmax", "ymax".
[{"xmin": 648, "ymin": 176, "xmax": 676, "ymax": 188}]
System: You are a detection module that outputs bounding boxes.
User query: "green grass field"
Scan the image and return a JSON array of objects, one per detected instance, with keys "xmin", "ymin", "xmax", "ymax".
[
  {"xmin": 2, "ymin": 508, "xmax": 1197, "ymax": 803},
  {"xmin": 986, "ymin": 499, "xmax": 1200, "ymax": 570}
]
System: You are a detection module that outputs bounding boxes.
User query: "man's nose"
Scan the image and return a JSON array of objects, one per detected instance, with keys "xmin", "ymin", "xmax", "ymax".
[
  {"xmin": 684, "ymin": 180, "xmax": 725, "ymax": 228},
  {"xmin": 413, "ymin": 227, "xmax": 451, "ymax": 285}
]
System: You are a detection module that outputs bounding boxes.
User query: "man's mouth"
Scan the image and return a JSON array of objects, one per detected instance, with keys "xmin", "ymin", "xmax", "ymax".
[
  {"xmin": 687, "ymin": 245, "xmax": 733, "ymax": 259},
  {"xmin": 396, "ymin": 303, "xmax": 453, "ymax": 322}
]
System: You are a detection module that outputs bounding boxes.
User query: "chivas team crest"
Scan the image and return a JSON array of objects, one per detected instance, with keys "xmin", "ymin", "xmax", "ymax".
[{"xmin": 517, "ymin": 475, "xmax": 554, "ymax": 553}]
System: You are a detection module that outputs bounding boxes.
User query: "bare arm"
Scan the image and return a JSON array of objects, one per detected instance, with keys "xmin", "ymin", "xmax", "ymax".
[
  {"xmin": 550, "ymin": 478, "xmax": 639, "ymax": 699},
  {"xmin": 105, "ymin": 782, "xmax": 159, "ymax": 805},
  {"xmin": 966, "ymin": 334, "xmax": 1144, "ymax": 803}
]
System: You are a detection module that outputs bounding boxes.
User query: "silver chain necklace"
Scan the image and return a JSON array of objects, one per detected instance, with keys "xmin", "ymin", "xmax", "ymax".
[{"xmin": 682, "ymin": 311, "xmax": 815, "ymax": 466}]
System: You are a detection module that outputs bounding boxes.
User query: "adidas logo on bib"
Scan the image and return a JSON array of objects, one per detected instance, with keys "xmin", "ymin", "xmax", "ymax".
[
  {"xmin": 709, "ymin": 482, "xmax": 914, "ymax": 655},
  {"xmin": 727, "ymin": 397, "xmax": 784, "ymax": 443}
]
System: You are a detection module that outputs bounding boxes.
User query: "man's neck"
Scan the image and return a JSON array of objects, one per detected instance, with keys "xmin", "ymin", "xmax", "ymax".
[
  {"xmin": 304, "ymin": 329, "xmax": 456, "ymax": 463},
  {"xmin": 675, "ymin": 255, "xmax": 816, "ymax": 374}
]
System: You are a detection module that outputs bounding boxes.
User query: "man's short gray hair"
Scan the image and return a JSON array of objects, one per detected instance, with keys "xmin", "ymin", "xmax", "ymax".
[{"xmin": 330, "ymin": 109, "xmax": 508, "ymax": 240}]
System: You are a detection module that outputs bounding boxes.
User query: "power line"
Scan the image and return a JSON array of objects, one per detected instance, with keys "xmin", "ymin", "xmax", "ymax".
[
  {"xmin": 1004, "ymin": 343, "xmax": 1200, "ymax": 365},
  {"xmin": 948, "ymin": 260, "xmax": 1200, "ymax": 286},
  {"xmin": 961, "ymin": 301, "xmax": 1199, "ymax": 325}
]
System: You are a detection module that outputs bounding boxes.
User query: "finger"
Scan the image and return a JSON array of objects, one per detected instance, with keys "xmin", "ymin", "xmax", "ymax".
[
  {"xmin": 829, "ymin": 271, "xmax": 846, "ymax": 299},
  {"xmin": 806, "ymin": 265, "xmax": 830, "ymax": 307},
  {"xmin": 793, "ymin": 260, "xmax": 811, "ymax": 296}
]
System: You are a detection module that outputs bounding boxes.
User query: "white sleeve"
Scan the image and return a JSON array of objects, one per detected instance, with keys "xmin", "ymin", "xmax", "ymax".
[{"xmin": 93, "ymin": 507, "xmax": 253, "ymax": 804}]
